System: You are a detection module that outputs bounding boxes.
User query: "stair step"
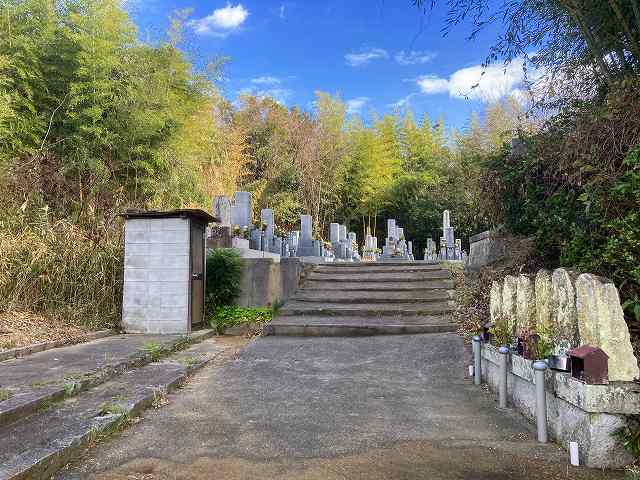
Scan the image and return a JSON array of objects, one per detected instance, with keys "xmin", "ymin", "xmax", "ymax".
[
  {"xmin": 292, "ymin": 290, "xmax": 454, "ymax": 303},
  {"xmin": 271, "ymin": 314, "xmax": 453, "ymax": 326},
  {"xmin": 301, "ymin": 280, "xmax": 455, "ymax": 291},
  {"xmin": 314, "ymin": 264, "xmax": 443, "ymax": 274},
  {"xmin": 306, "ymin": 271, "xmax": 451, "ymax": 282},
  {"xmin": 0, "ymin": 341, "xmax": 222, "ymax": 480},
  {"xmin": 0, "ymin": 330, "xmax": 214, "ymax": 428},
  {"xmin": 267, "ymin": 315, "xmax": 456, "ymax": 336},
  {"xmin": 279, "ymin": 301, "xmax": 454, "ymax": 316}
]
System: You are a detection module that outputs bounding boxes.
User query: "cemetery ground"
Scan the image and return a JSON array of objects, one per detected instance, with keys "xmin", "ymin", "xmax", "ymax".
[{"xmin": 55, "ymin": 334, "xmax": 619, "ymax": 480}]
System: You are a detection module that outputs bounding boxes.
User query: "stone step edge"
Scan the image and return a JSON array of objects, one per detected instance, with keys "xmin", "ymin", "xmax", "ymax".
[
  {"xmin": 278, "ymin": 307, "xmax": 454, "ymax": 317},
  {"xmin": 314, "ymin": 266, "xmax": 444, "ymax": 272},
  {"xmin": 264, "ymin": 323, "xmax": 457, "ymax": 336},
  {"xmin": 0, "ymin": 330, "xmax": 116, "ymax": 363},
  {"xmin": 299, "ymin": 284, "xmax": 454, "ymax": 291},
  {"xmin": 1, "ymin": 349, "xmax": 215, "ymax": 480},
  {"xmin": 290, "ymin": 296, "xmax": 453, "ymax": 304},
  {"xmin": 0, "ymin": 329, "xmax": 215, "ymax": 429},
  {"xmin": 305, "ymin": 275, "xmax": 451, "ymax": 282}
]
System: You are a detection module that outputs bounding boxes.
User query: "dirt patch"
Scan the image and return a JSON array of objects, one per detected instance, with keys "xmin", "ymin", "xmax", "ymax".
[
  {"xmin": 0, "ymin": 310, "xmax": 93, "ymax": 351},
  {"xmin": 89, "ymin": 440, "xmax": 622, "ymax": 480}
]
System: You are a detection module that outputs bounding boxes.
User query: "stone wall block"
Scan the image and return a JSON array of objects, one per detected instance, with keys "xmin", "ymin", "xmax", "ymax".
[
  {"xmin": 502, "ymin": 275, "xmax": 518, "ymax": 336},
  {"xmin": 551, "ymin": 268, "xmax": 579, "ymax": 355},
  {"xmin": 576, "ymin": 273, "xmax": 640, "ymax": 382},
  {"xmin": 489, "ymin": 281, "xmax": 502, "ymax": 324},
  {"xmin": 534, "ymin": 269, "xmax": 554, "ymax": 342},
  {"xmin": 516, "ymin": 274, "xmax": 536, "ymax": 336}
]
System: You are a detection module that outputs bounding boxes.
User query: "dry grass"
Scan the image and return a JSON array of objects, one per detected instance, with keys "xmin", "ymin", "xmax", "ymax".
[
  {"xmin": 0, "ymin": 217, "xmax": 122, "ymax": 331},
  {"xmin": 0, "ymin": 310, "xmax": 93, "ymax": 351}
]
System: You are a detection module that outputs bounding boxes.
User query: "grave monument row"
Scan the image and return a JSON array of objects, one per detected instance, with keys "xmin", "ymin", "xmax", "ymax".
[{"xmin": 424, "ymin": 210, "xmax": 467, "ymax": 262}]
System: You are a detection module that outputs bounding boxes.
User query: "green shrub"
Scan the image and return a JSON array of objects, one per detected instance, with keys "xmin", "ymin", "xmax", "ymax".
[
  {"xmin": 205, "ymin": 248, "xmax": 243, "ymax": 312},
  {"xmin": 208, "ymin": 306, "xmax": 272, "ymax": 334}
]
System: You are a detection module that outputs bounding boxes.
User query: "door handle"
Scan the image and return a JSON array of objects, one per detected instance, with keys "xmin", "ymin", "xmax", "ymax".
[{"xmin": 192, "ymin": 272, "xmax": 203, "ymax": 280}]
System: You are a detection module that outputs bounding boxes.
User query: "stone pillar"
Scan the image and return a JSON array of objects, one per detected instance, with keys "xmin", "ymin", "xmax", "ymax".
[
  {"xmin": 534, "ymin": 269, "xmax": 554, "ymax": 343},
  {"xmin": 516, "ymin": 274, "xmax": 536, "ymax": 336},
  {"xmin": 502, "ymin": 275, "xmax": 518, "ymax": 337},
  {"xmin": 576, "ymin": 274, "xmax": 640, "ymax": 382},
  {"xmin": 551, "ymin": 268, "xmax": 579, "ymax": 355},
  {"xmin": 489, "ymin": 281, "xmax": 502, "ymax": 324}
]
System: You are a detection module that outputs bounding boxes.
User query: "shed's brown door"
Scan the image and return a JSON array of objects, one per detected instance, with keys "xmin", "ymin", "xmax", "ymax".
[{"xmin": 190, "ymin": 221, "xmax": 205, "ymax": 325}]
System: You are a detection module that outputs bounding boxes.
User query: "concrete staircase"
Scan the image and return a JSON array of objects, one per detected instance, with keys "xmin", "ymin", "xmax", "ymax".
[
  {"xmin": 268, "ymin": 262, "xmax": 457, "ymax": 336},
  {"xmin": 0, "ymin": 331, "xmax": 225, "ymax": 480}
]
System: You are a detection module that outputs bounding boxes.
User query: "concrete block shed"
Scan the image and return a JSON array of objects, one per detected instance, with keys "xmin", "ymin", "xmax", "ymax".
[{"xmin": 122, "ymin": 209, "xmax": 216, "ymax": 334}]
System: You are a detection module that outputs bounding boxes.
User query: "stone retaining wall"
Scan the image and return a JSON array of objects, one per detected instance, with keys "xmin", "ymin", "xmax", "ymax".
[
  {"xmin": 481, "ymin": 343, "xmax": 638, "ymax": 467},
  {"xmin": 466, "ymin": 230, "xmax": 506, "ymax": 270},
  {"xmin": 236, "ymin": 257, "xmax": 307, "ymax": 308},
  {"xmin": 490, "ymin": 269, "xmax": 639, "ymax": 382}
]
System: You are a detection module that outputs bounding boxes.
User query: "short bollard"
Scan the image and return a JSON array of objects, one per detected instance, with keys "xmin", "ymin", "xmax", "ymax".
[
  {"xmin": 533, "ymin": 361, "xmax": 548, "ymax": 443},
  {"xmin": 498, "ymin": 346, "xmax": 510, "ymax": 409},
  {"xmin": 472, "ymin": 335, "xmax": 482, "ymax": 385}
]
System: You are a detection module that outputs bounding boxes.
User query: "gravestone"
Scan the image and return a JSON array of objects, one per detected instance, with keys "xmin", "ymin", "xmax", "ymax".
[
  {"xmin": 330, "ymin": 223, "xmax": 340, "ymax": 243},
  {"xmin": 231, "ymin": 191, "xmax": 252, "ymax": 228},
  {"xmin": 576, "ymin": 274, "xmax": 640, "ymax": 382},
  {"xmin": 297, "ymin": 215, "xmax": 315, "ymax": 256},
  {"xmin": 387, "ymin": 219, "xmax": 397, "ymax": 241},
  {"xmin": 250, "ymin": 228, "xmax": 262, "ymax": 251},
  {"xmin": 261, "ymin": 208, "xmax": 275, "ymax": 247},
  {"xmin": 443, "ymin": 210, "xmax": 455, "ymax": 252},
  {"xmin": 339, "ymin": 225, "xmax": 347, "ymax": 242},
  {"xmin": 213, "ymin": 196, "xmax": 231, "ymax": 226},
  {"xmin": 397, "ymin": 227, "xmax": 404, "ymax": 239}
]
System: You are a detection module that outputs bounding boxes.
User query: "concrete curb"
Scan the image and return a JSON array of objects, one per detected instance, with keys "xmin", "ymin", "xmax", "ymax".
[
  {"xmin": 0, "ymin": 330, "xmax": 116, "ymax": 362},
  {"xmin": 1, "ymin": 351, "xmax": 215, "ymax": 480},
  {"xmin": 0, "ymin": 329, "xmax": 215, "ymax": 428}
]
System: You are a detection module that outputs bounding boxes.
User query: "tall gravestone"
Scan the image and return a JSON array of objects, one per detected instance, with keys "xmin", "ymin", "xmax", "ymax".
[
  {"xmin": 213, "ymin": 196, "xmax": 231, "ymax": 226},
  {"xmin": 330, "ymin": 223, "xmax": 340, "ymax": 244},
  {"xmin": 387, "ymin": 219, "xmax": 397, "ymax": 241},
  {"xmin": 231, "ymin": 191, "xmax": 252, "ymax": 228},
  {"xmin": 261, "ymin": 208, "xmax": 275, "ymax": 251},
  {"xmin": 297, "ymin": 215, "xmax": 315, "ymax": 257}
]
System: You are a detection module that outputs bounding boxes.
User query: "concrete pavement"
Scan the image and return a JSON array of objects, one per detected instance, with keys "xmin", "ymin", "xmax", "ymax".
[{"xmin": 58, "ymin": 334, "xmax": 622, "ymax": 479}]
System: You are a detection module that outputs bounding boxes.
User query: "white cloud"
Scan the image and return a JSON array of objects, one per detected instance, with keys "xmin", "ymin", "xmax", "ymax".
[
  {"xmin": 346, "ymin": 97, "xmax": 369, "ymax": 115},
  {"xmin": 416, "ymin": 75, "xmax": 450, "ymax": 94},
  {"xmin": 395, "ymin": 50, "xmax": 437, "ymax": 66},
  {"xmin": 389, "ymin": 93, "xmax": 417, "ymax": 109},
  {"xmin": 345, "ymin": 48, "xmax": 389, "ymax": 67},
  {"xmin": 190, "ymin": 3, "xmax": 249, "ymax": 37},
  {"xmin": 251, "ymin": 76, "xmax": 281, "ymax": 85},
  {"xmin": 416, "ymin": 60, "xmax": 527, "ymax": 102}
]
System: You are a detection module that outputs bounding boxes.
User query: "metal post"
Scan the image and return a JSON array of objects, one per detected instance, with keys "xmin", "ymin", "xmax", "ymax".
[
  {"xmin": 472, "ymin": 335, "xmax": 482, "ymax": 385},
  {"xmin": 498, "ymin": 346, "xmax": 510, "ymax": 409},
  {"xmin": 533, "ymin": 361, "xmax": 548, "ymax": 443}
]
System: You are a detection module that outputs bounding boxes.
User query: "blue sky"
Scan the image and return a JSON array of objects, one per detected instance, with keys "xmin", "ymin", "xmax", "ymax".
[{"xmin": 125, "ymin": 1, "xmax": 525, "ymax": 129}]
